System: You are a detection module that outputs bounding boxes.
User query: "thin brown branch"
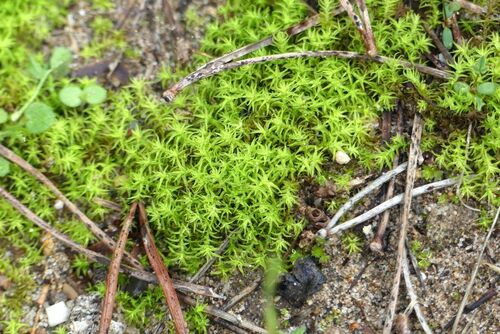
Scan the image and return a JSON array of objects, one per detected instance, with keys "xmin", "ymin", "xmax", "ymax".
[
  {"xmin": 449, "ymin": 14, "xmax": 463, "ymax": 45},
  {"xmin": 99, "ymin": 203, "xmax": 138, "ymax": 334},
  {"xmin": 355, "ymin": 0, "xmax": 377, "ymax": 56},
  {"xmin": 0, "ymin": 187, "xmax": 220, "ymax": 298},
  {"xmin": 0, "ymin": 143, "xmax": 143, "ymax": 271},
  {"xmin": 190, "ymin": 233, "xmax": 232, "ymax": 283},
  {"xmin": 445, "ymin": 287, "xmax": 498, "ymax": 330},
  {"xmin": 370, "ymin": 107, "xmax": 403, "ymax": 253},
  {"xmin": 179, "ymin": 294, "xmax": 268, "ymax": 333},
  {"xmin": 222, "ymin": 278, "xmax": 262, "ymax": 311},
  {"xmin": 163, "ymin": 50, "xmax": 450, "ymax": 101},
  {"xmin": 138, "ymin": 203, "xmax": 187, "ymax": 334},
  {"xmin": 383, "ymin": 113, "xmax": 423, "ymax": 334},
  {"xmin": 451, "ymin": 207, "xmax": 499, "ymax": 333},
  {"xmin": 422, "ymin": 22, "xmax": 454, "ymax": 65},
  {"xmin": 30, "ymin": 285, "xmax": 49, "ymax": 334}
]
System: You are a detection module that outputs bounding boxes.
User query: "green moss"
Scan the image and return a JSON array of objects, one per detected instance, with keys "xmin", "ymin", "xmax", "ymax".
[{"xmin": 0, "ymin": 0, "xmax": 498, "ymax": 330}]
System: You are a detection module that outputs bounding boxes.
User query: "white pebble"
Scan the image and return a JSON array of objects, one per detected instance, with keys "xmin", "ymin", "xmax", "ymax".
[
  {"xmin": 335, "ymin": 151, "xmax": 351, "ymax": 164},
  {"xmin": 46, "ymin": 301, "xmax": 70, "ymax": 327},
  {"xmin": 54, "ymin": 199, "xmax": 64, "ymax": 210}
]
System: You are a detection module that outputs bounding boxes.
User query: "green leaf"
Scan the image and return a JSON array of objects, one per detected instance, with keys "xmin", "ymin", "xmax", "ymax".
[
  {"xmin": 50, "ymin": 47, "xmax": 72, "ymax": 76},
  {"xmin": 453, "ymin": 82, "xmax": 470, "ymax": 94},
  {"xmin": 442, "ymin": 28, "xmax": 453, "ymax": 49},
  {"xmin": 473, "ymin": 56, "xmax": 488, "ymax": 75},
  {"xmin": 474, "ymin": 96, "xmax": 485, "ymax": 111},
  {"xmin": 59, "ymin": 86, "xmax": 83, "ymax": 107},
  {"xmin": 449, "ymin": 2, "xmax": 461, "ymax": 13},
  {"xmin": 27, "ymin": 55, "xmax": 48, "ymax": 80},
  {"xmin": 444, "ymin": 3, "xmax": 453, "ymax": 18},
  {"xmin": 82, "ymin": 85, "xmax": 107, "ymax": 105},
  {"xmin": 290, "ymin": 326, "xmax": 306, "ymax": 334},
  {"xmin": 0, "ymin": 108, "xmax": 8, "ymax": 124},
  {"xmin": 477, "ymin": 82, "xmax": 496, "ymax": 96},
  {"xmin": 0, "ymin": 157, "xmax": 10, "ymax": 176},
  {"xmin": 24, "ymin": 102, "xmax": 56, "ymax": 134}
]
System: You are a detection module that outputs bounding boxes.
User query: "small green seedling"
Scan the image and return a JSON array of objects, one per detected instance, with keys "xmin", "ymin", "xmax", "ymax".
[
  {"xmin": 341, "ymin": 232, "xmax": 362, "ymax": 254},
  {"xmin": 59, "ymin": 84, "xmax": 107, "ymax": 107}
]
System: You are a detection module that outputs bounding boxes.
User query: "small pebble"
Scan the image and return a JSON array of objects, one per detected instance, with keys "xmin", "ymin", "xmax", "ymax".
[
  {"xmin": 335, "ymin": 151, "xmax": 351, "ymax": 164},
  {"xmin": 54, "ymin": 199, "xmax": 64, "ymax": 210},
  {"xmin": 46, "ymin": 301, "xmax": 70, "ymax": 327}
]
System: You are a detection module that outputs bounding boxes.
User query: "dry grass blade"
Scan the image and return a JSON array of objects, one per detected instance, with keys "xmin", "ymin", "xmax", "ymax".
[
  {"xmin": 138, "ymin": 203, "xmax": 187, "ymax": 334},
  {"xmin": 0, "ymin": 143, "xmax": 143, "ymax": 271},
  {"xmin": 99, "ymin": 203, "xmax": 138, "ymax": 334},
  {"xmin": 451, "ymin": 207, "xmax": 499, "ymax": 333},
  {"xmin": 180, "ymin": 294, "xmax": 268, "ymax": 333},
  {"xmin": 383, "ymin": 113, "xmax": 423, "ymax": 334}
]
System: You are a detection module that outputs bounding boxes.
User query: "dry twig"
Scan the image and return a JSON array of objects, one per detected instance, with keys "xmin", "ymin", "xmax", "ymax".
[
  {"xmin": 222, "ymin": 278, "xmax": 262, "ymax": 311},
  {"xmin": 370, "ymin": 108, "xmax": 403, "ymax": 252},
  {"xmin": 451, "ymin": 207, "xmax": 499, "ymax": 333},
  {"xmin": 455, "ymin": 0, "xmax": 487, "ymax": 14},
  {"xmin": 164, "ymin": 50, "xmax": 450, "ymax": 102},
  {"xmin": 0, "ymin": 186, "xmax": 220, "ymax": 298},
  {"xmin": 163, "ymin": 7, "xmax": 345, "ymax": 101},
  {"xmin": 422, "ymin": 22, "xmax": 454, "ymax": 65},
  {"xmin": 318, "ymin": 162, "xmax": 408, "ymax": 236},
  {"xmin": 325, "ymin": 177, "xmax": 458, "ymax": 235},
  {"xmin": 383, "ymin": 113, "xmax": 423, "ymax": 334},
  {"xmin": 190, "ymin": 233, "xmax": 232, "ymax": 283},
  {"xmin": 0, "ymin": 143, "xmax": 143, "ymax": 271},
  {"xmin": 445, "ymin": 287, "xmax": 498, "ymax": 330},
  {"xmin": 180, "ymin": 294, "xmax": 268, "ymax": 333},
  {"xmin": 402, "ymin": 246, "xmax": 433, "ymax": 334},
  {"xmin": 99, "ymin": 203, "xmax": 138, "ymax": 334},
  {"xmin": 30, "ymin": 285, "xmax": 49, "ymax": 334},
  {"xmin": 138, "ymin": 203, "xmax": 187, "ymax": 334}
]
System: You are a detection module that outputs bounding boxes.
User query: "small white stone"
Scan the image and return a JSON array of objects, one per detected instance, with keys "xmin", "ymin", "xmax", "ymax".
[
  {"xmin": 46, "ymin": 301, "xmax": 70, "ymax": 327},
  {"xmin": 335, "ymin": 151, "xmax": 351, "ymax": 165},
  {"xmin": 70, "ymin": 320, "xmax": 91, "ymax": 334},
  {"xmin": 54, "ymin": 199, "xmax": 64, "ymax": 210},
  {"xmin": 362, "ymin": 224, "xmax": 373, "ymax": 237}
]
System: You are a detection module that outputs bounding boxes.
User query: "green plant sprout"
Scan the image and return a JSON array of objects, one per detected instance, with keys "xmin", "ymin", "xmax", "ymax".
[
  {"xmin": 410, "ymin": 240, "xmax": 433, "ymax": 270},
  {"xmin": 341, "ymin": 232, "xmax": 363, "ymax": 254}
]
